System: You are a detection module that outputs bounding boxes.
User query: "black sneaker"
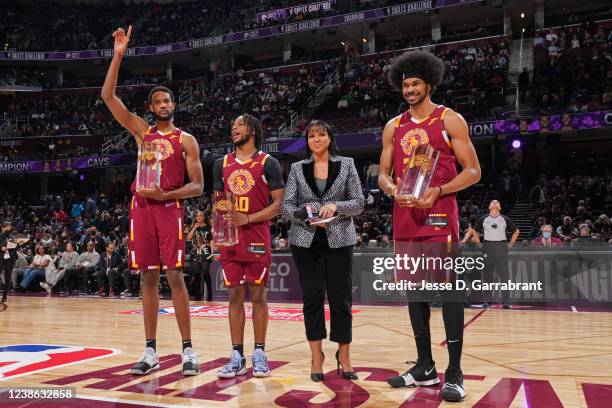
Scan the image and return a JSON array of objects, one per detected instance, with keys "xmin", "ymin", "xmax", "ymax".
[
  {"xmin": 130, "ymin": 347, "xmax": 160, "ymax": 375},
  {"xmin": 441, "ymin": 367, "xmax": 466, "ymax": 402},
  {"xmin": 388, "ymin": 360, "xmax": 440, "ymax": 388},
  {"xmin": 1, "ymin": 295, "xmax": 7, "ymax": 303}
]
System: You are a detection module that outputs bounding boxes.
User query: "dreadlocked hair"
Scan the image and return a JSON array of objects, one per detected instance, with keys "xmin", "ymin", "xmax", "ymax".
[{"xmin": 238, "ymin": 113, "xmax": 264, "ymax": 148}]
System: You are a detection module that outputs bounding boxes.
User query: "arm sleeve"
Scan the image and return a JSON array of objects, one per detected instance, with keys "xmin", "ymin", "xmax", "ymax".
[
  {"xmin": 504, "ymin": 216, "xmax": 518, "ymax": 234},
  {"xmin": 264, "ymin": 156, "xmax": 285, "ymax": 191},
  {"xmin": 212, "ymin": 158, "xmax": 224, "ymax": 192},
  {"xmin": 474, "ymin": 216, "xmax": 485, "ymax": 233}
]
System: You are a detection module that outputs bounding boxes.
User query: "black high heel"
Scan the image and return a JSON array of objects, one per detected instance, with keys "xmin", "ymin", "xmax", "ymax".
[
  {"xmin": 335, "ymin": 349, "xmax": 358, "ymax": 380},
  {"xmin": 310, "ymin": 352, "xmax": 325, "ymax": 382}
]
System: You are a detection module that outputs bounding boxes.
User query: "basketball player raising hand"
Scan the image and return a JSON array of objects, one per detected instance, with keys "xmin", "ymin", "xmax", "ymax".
[{"xmin": 102, "ymin": 26, "xmax": 204, "ymax": 376}]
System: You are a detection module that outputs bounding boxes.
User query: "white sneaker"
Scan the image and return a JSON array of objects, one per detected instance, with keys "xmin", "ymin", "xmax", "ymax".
[
  {"xmin": 40, "ymin": 282, "xmax": 52, "ymax": 294},
  {"xmin": 130, "ymin": 347, "xmax": 160, "ymax": 375},
  {"xmin": 182, "ymin": 347, "xmax": 200, "ymax": 376}
]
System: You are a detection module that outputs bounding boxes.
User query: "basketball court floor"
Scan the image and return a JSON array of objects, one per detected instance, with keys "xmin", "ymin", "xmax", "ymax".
[{"xmin": 1, "ymin": 295, "xmax": 610, "ymax": 407}]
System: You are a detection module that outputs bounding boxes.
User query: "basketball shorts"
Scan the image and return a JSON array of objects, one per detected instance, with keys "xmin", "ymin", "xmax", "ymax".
[
  {"xmin": 394, "ymin": 230, "xmax": 459, "ymax": 286},
  {"xmin": 128, "ymin": 196, "xmax": 185, "ymax": 271},
  {"xmin": 220, "ymin": 260, "xmax": 270, "ymax": 288}
]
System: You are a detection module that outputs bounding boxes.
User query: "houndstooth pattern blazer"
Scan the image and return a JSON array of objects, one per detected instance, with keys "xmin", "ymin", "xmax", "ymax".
[{"xmin": 281, "ymin": 155, "xmax": 364, "ymax": 249}]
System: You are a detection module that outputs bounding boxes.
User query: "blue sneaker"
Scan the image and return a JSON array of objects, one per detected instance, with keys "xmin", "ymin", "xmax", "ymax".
[
  {"xmin": 217, "ymin": 350, "xmax": 247, "ymax": 378},
  {"xmin": 252, "ymin": 348, "xmax": 270, "ymax": 378}
]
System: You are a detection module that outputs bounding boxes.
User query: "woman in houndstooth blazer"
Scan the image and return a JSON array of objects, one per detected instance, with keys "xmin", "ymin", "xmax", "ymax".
[{"xmin": 281, "ymin": 120, "xmax": 364, "ymax": 382}]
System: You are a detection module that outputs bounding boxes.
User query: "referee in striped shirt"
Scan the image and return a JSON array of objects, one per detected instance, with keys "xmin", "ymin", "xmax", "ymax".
[{"xmin": 473, "ymin": 200, "xmax": 519, "ymax": 309}]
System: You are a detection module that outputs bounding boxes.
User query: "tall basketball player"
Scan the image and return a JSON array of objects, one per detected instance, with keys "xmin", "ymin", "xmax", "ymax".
[
  {"xmin": 213, "ymin": 114, "xmax": 284, "ymax": 378},
  {"xmin": 101, "ymin": 26, "xmax": 203, "ymax": 376},
  {"xmin": 378, "ymin": 50, "xmax": 481, "ymax": 401}
]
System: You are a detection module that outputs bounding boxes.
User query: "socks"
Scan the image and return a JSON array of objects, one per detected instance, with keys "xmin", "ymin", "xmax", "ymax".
[
  {"xmin": 232, "ymin": 344, "xmax": 244, "ymax": 356},
  {"xmin": 146, "ymin": 339, "xmax": 156, "ymax": 351},
  {"xmin": 255, "ymin": 343, "xmax": 265, "ymax": 351},
  {"xmin": 182, "ymin": 339, "xmax": 192, "ymax": 351},
  {"xmin": 408, "ymin": 302, "xmax": 433, "ymax": 365}
]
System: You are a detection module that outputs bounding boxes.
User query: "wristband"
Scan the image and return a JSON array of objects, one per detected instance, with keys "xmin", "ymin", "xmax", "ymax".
[{"xmin": 438, "ymin": 186, "xmax": 443, "ymax": 196}]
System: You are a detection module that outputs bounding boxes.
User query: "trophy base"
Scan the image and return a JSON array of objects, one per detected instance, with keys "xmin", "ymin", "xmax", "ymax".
[
  {"xmin": 136, "ymin": 187, "xmax": 157, "ymax": 193},
  {"xmin": 214, "ymin": 242, "xmax": 239, "ymax": 247}
]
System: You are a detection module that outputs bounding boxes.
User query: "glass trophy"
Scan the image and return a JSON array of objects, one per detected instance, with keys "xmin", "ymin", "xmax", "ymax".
[
  {"xmin": 397, "ymin": 144, "xmax": 440, "ymax": 201},
  {"xmin": 135, "ymin": 142, "xmax": 161, "ymax": 192},
  {"xmin": 212, "ymin": 191, "xmax": 239, "ymax": 247}
]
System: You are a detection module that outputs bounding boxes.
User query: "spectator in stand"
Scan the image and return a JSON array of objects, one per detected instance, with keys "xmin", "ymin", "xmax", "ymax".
[
  {"xmin": 66, "ymin": 241, "xmax": 100, "ymax": 295},
  {"xmin": 18, "ymin": 245, "xmax": 51, "ymax": 291},
  {"xmin": 95, "ymin": 242, "xmax": 122, "ymax": 297},
  {"xmin": 531, "ymin": 224, "xmax": 564, "ymax": 247}
]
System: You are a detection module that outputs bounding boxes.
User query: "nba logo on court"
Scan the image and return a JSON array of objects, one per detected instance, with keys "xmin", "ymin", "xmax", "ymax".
[{"xmin": 0, "ymin": 344, "xmax": 118, "ymax": 381}]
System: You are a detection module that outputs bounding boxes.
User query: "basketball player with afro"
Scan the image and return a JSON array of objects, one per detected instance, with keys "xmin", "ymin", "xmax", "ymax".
[{"xmin": 378, "ymin": 50, "xmax": 481, "ymax": 401}]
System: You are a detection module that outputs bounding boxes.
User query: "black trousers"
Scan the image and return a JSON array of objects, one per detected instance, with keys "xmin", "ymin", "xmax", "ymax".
[
  {"xmin": 192, "ymin": 261, "xmax": 212, "ymax": 301},
  {"xmin": 483, "ymin": 242, "xmax": 510, "ymax": 304},
  {"xmin": 96, "ymin": 268, "xmax": 120, "ymax": 294},
  {"xmin": 291, "ymin": 232, "xmax": 353, "ymax": 344},
  {"xmin": 1, "ymin": 258, "xmax": 16, "ymax": 297}
]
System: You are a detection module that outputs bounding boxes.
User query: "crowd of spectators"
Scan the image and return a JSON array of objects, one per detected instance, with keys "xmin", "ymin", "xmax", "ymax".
[
  {"xmin": 527, "ymin": 173, "xmax": 612, "ymax": 246},
  {"xmin": 1, "ymin": 0, "xmax": 421, "ymax": 53},
  {"xmin": 321, "ymin": 37, "xmax": 510, "ymax": 133},
  {"xmin": 2, "ymin": 59, "xmax": 337, "ymax": 153},
  {"xmin": 532, "ymin": 22, "xmax": 612, "ymax": 114}
]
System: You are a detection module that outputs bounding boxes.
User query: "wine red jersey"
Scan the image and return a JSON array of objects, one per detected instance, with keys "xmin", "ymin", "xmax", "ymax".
[
  {"xmin": 130, "ymin": 126, "xmax": 186, "ymax": 197},
  {"xmin": 219, "ymin": 151, "xmax": 272, "ymax": 265},
  {"xmin": 392, "ymin": 105, "xmax": 459, "ymax": 239}
]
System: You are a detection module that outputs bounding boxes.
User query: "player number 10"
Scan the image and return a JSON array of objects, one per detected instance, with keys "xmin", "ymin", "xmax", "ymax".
[{"xmin": 237, "ymin": 196, "xmax": 249, "ymax": 212}]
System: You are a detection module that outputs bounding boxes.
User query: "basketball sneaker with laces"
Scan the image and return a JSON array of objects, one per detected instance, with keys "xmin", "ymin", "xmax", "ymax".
[
  {"xmin": 441, "ymin": 367, "xmax": 466, "ymax": 402},
  {"xmin": 217, "ymin": 349, "xmax": 247, "ymax": 378},
  {"xmin": 252, "ymin": 348, "xmax": 270, "ymax": 377},
  {"xmin": 130, "ymin": 347, "xmax": 160, "ymax": 375},
  {"xmin": 181, "ymin": 347, "xmax": 200, "ymax": 376},
  {"xmin": 387, "ymin": 360, "xmax": 440, "ymax": 388}
]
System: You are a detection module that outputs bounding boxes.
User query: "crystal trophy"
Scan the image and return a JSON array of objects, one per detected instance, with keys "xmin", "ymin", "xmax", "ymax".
[
  {"xmin": 212, "ymin": 191, "xmax": 239, "ymax": 247},
  {"xmin": 397, "ymin": 143, "xmax": 440, "ymax": 201},
  {"xmin": 135, "ymin": 141, "xmax": 161, "ymax": 192}
]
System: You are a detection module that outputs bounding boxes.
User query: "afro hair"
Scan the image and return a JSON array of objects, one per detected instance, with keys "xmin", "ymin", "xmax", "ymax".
[{"xmin": 387, "ymin": 50, "xmax": 446, "ymax": 92}]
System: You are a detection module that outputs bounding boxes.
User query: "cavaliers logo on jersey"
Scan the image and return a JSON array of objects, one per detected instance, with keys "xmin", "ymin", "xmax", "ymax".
[
  {"xmin": 400, "ymin": 128, "xmax": 429, "ymax": 157},
  {"xmin": 151, "ymin": 138, "xmax": 174, "ymax": 161},
  {"xmin": 228, "ymin": 169, "xmax": 256, "ymax": 195}
]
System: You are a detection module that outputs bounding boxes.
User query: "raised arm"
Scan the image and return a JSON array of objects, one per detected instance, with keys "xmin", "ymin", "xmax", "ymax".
[{"xmin": 100, "ymin": 25, "xmax": 148, "ymax": 144}]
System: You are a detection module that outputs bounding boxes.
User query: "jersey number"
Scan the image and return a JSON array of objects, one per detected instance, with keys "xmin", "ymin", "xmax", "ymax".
[{"xmin": 237, "ymin": 196, "xmax": 249, "ymax": 212}]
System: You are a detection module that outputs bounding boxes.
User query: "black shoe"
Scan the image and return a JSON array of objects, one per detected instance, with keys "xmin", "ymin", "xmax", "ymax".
[
  {"xmin": 311, "ymin": 352, "xmax": 325, "ymax": 382},
  {"xmin": 502, "ymin": 303, "xmax": 511, "ymax": 309},
  {"xmin": 1, "ymin": 295, "xmax": 7, "ymax": 303},
  {"xmin": 335, "ymin": 350, "xmax": 358, "ymax": 380},
  {"xmin": 482, "ymin": 302, "xmax": 490, "ymax": 309},
  {"xmin": 388, "ymin": 360, "xmax": 440, "ymax": 388},
  {"xmin": 441, "ymin": 367, "xmax": 466, "ymax": 402}
]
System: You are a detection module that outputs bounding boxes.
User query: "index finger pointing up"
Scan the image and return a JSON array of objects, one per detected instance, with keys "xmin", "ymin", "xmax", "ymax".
[{"xmin": 126, "ymin": 25, "xmax": 133, "ymax": 39}]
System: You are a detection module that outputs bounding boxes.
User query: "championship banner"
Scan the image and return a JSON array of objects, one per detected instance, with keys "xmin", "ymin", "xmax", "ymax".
[
  {"xmin": 0, "ymin": 154, "xmax": 135, "ymax": 174},
  {"xmin": 0, "ymin": 0, "xmax": 480, "ymax": 61},
  {"xmin": 257, "ymin": 1, "xmax": 336, "ymax": 24}
]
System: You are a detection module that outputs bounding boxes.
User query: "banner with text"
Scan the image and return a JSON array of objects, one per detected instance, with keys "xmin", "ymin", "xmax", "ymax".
[{"xmin": 0, "ymin": 0, "xmax": 479, "ymax": 61}]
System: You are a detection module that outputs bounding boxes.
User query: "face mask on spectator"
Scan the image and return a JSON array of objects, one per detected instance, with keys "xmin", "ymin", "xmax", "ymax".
[{"xmin": 543, "ymin": 231, "xmax": 552, "ymax": 239}]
